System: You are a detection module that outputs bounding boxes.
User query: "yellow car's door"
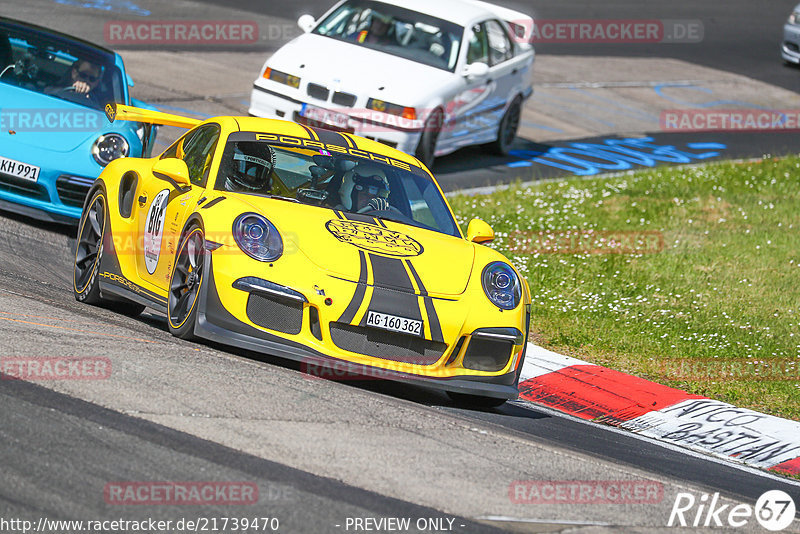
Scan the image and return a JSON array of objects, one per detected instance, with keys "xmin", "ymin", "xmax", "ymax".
[{"xmin": 135, "ymin": 123, "xmax": 221, "ymax": 293}]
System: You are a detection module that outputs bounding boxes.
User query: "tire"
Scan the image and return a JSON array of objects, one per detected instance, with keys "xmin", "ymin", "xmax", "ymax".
[
  {"xmin": 489, "ymin": 96, "xmax": 522, "ymax": 155},
  {"xmin": 447, "ymin": 391, "xmax": 507, "ymax": 409},
  {"xmin": 415, "ymin": 108, "xmax": 443, "ymax": 170},
  {"xmin": 167, "ymin": 224, "xmax": 205, "ymax": 340},
  {"xmin": 73, "ymin": 190, "xmax": 107, "ymax": 305}
]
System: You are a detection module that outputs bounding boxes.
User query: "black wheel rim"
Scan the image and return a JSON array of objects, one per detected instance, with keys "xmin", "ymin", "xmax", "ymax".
[
  {"xmin": 169, "ymin": 230, "xmax": 204, "ymax": 328},
  {"xmin": 502, "ymin": 103, "xmax": 520, "ymax": 147},
  {"xmin": 74, "ymin": 194, "xmax": 104, "ymax": 291}
]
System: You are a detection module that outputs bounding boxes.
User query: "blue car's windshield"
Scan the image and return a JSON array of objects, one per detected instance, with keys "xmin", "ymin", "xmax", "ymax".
[
  {"xmin": 0, "ymin": 25, "xmax": 125, "ymax": 111},
  {"xmin": 313, "ymin": 0, "xmax": 463, "ymax": 72},
  {"xmin": 212, "ymin": 133, "xmax": 460, "ymax": 238}
]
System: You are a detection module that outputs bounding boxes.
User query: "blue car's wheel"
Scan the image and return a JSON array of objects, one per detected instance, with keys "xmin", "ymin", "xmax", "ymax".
[{"xmin": 168, "ymin": 225, "xmax": 205, "ymax": 339}]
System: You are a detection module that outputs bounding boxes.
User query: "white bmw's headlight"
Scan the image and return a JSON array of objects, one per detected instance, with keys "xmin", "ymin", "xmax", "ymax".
[
  {"xmin": 790, "ymin": 10, "xmax": 800, "ymax": 24},
  {"xmin": 233, "ymin": 213, "xmax": 283, "ymax": 262},
  {"xmin": 92, "ymin": 133, "xmax": 129, "ymax": 166}
]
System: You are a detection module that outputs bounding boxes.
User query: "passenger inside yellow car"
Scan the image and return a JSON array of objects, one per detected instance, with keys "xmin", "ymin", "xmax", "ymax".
[
  {"xmin": 222, "ymin": 142, "xmax": 276, "ymax": 194},
  {"xmin": 336, "ymin": 162, "xmax": 393, "ymax": 213}
]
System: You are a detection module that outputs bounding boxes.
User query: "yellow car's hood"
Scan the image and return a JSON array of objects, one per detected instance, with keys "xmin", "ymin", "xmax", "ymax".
[{"xmin": 239, "ymin": 199, "xmax": 474, "ymax": 296}]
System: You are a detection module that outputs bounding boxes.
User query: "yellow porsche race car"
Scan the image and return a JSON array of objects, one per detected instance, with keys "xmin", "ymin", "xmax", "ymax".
[{"xmin": 73, "ymin": 103, "xmax": 531, "ymax": 406}]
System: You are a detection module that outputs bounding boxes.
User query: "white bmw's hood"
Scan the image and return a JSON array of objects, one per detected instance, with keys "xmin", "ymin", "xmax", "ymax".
[{"xmin": 265, "ymin": 33, "xmax": 455, "ymax": 106}]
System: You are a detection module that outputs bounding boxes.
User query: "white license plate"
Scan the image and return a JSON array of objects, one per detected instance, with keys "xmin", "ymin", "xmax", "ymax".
[
  {"xmin": 301, "ymin": 104, "xmax": 349, "ymax": 130},
  {"xmin": 366, "ymin": 311, "xmax": 423, "ymax": 337},
  {"xmin": 0, "ymin": 156, "xmax": 40, "ymax": 182}
]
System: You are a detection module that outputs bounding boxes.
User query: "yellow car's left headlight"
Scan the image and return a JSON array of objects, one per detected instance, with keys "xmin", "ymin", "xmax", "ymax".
[{"xmin": 233, "ymin": 213, "xmax": 283, "ymax": 262}]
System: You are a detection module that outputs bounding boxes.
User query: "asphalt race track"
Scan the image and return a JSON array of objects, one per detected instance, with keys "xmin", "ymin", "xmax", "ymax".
[{"xmin": 1, "ymin": 1, "xmax": 800, "ymax": 532}]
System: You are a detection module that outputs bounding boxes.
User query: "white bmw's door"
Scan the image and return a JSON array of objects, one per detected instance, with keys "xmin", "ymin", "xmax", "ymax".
[
  {"xmin": 438, "ymin": 22, "xmax": 496, "ymax": 151},
  {"xmin": 482, "ymin": 19, "xmax": 528, "ymax": 143}
]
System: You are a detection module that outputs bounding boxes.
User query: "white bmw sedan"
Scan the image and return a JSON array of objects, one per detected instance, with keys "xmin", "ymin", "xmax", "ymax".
[
  {"xmin": 782, "ymin": 3, "xmax": 800, "ymax": 65},
  {"xmin": 248, "ymin": 0, "xmax": 534, "ymax": 168}
]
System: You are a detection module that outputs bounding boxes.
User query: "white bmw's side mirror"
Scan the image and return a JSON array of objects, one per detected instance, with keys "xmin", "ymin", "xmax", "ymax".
[
  {"xmin": 463, "ymin": 62, "xmax": 489, "ymax": 79},
  {"xmin": 297, "ymin": 14, "xmax": 316, "ymax": 33}
]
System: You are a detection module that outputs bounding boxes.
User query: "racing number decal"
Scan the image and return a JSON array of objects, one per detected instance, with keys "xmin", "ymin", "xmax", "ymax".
[{"xmin": 143, "ymin": 189, "xmax": 170, "ymax": 274}]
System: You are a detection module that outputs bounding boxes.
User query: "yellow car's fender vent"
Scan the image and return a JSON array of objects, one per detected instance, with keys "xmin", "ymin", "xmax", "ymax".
[{"xmin": 329, "ymin": 322, "xmax": 446, "ymax": 365}]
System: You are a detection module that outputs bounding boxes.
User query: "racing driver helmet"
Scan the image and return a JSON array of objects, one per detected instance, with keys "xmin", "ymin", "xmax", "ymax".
[{"xmin": 224, "ymin": 142, "xmax": 276, "ymax": 193}]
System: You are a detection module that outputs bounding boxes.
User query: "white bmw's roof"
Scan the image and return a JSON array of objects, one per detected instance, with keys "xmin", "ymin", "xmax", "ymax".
[{"xmin": 370, "ymin": 0, "xmax": 495, "ymax": 27}]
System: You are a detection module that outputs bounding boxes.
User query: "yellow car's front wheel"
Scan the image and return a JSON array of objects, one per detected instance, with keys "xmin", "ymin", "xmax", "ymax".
[
  {"xmin": 73, "ymin": 190, "xmax": 106, "ymax": 305},
  {"xmin": 168, "ymin": 225, "xmax": 205, "ymax": 339}
]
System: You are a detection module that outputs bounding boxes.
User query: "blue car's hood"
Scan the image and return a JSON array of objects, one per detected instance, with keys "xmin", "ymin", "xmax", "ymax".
[{"xmin": 0, "ymin": 82, "xmax": 118, "ymax": 153}]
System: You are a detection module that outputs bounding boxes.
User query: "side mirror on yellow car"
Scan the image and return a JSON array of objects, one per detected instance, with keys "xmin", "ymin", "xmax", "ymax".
[
  {"xmin": 152, "ymin": 158, "xmax": 191, "ymax": 189},
  {"xmin": 467, "ymin": 218, "xmax": 494, "ymax": 243}
]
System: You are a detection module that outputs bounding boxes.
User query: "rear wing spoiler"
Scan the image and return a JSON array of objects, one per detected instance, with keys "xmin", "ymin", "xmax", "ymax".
[
  {"xmin": 467, "ymin": 0, "xmax": 535, "ymax": 44},
  {"xmin": 104, "ymin": 102, "xmax": 201, "ymax": 129}
]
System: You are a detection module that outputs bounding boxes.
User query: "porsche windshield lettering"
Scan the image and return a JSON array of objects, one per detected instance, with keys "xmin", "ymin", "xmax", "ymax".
[{"xmin": 253, "ymin": 133, "xmax": 412, "ymax": 170}]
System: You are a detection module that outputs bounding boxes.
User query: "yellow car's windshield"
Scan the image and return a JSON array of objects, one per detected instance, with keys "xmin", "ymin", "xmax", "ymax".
[{"xmin": 213, "ymin": 135, "xmax": 459, "ymax": 237}]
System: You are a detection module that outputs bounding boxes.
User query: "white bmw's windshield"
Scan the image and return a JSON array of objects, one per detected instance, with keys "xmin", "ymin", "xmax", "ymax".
[{"xmin": 313, "ymin": 0, "xmax": 463, "ymax": 72}]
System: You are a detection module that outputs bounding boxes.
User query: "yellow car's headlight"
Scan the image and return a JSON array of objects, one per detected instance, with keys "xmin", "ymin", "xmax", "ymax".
[
  {"xmin": 233, "ymin": 213, "xmax": 283, "ymax": 262},
  {"xmin": 482, "ymin": 262, "xmax": 522, "ymax": 310}
]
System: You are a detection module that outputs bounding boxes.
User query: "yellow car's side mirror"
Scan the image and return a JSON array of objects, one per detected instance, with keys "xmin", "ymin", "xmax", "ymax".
[
  {"xmin": 467, "ymin": 218, "xmax": 494, "ymax": 243},
  {"xmin": 152, "ymin": 158, "xmax": 191, "ymax": 189}
]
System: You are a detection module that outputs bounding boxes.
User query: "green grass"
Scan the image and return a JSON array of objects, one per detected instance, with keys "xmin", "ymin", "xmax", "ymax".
[{"xmin": 449, "ymin": 157, "xmax": 800, "ymax": 420}]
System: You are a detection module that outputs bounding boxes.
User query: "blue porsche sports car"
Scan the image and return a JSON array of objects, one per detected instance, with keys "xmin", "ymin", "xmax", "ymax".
[{"xmin": 0, "ymin": 17, "xmax": 157, "ymax": 223}]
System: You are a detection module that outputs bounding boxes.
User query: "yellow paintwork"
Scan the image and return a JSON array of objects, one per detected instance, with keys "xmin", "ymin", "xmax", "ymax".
[{"xmin": 96, "ymin": 107, "xmax": 531, "ymax": 380}]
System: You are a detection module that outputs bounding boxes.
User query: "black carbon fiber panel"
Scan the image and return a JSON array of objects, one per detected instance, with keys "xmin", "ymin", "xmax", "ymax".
[
  {"xmin": 329, "ymin": 322, "xmax": 446, "ymax": 365},
  {"xmin": 246, "ymin": 293, "xmax": 303, "ymax": 335}
]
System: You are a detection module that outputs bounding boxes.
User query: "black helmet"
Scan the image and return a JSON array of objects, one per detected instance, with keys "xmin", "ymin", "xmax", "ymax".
[{"xmin": 225, "ymin": 142, "xmax": 276, "ymax": 192}]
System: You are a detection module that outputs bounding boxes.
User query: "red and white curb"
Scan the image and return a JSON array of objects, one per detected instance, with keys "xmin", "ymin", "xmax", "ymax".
[{"xmin": 517, "ymin": 344, "xmax": 800, "ymax": 476}]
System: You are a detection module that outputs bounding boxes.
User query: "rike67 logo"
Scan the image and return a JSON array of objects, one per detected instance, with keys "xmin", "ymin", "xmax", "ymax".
[{"xmin": 668, "ymin": 490, "xmax": 796, "ymax": 531}]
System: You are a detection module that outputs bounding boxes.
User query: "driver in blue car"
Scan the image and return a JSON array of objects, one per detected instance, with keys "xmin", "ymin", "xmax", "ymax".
[{"xmin": 45, "ymin": 59, "xmax": 103, "ymax": 105}]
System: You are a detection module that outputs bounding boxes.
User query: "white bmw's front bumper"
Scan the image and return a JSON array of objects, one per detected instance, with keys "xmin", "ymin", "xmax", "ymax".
[{"xmin": 249, "ymin": 82, "xmax": 423, "ymax": 156}]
